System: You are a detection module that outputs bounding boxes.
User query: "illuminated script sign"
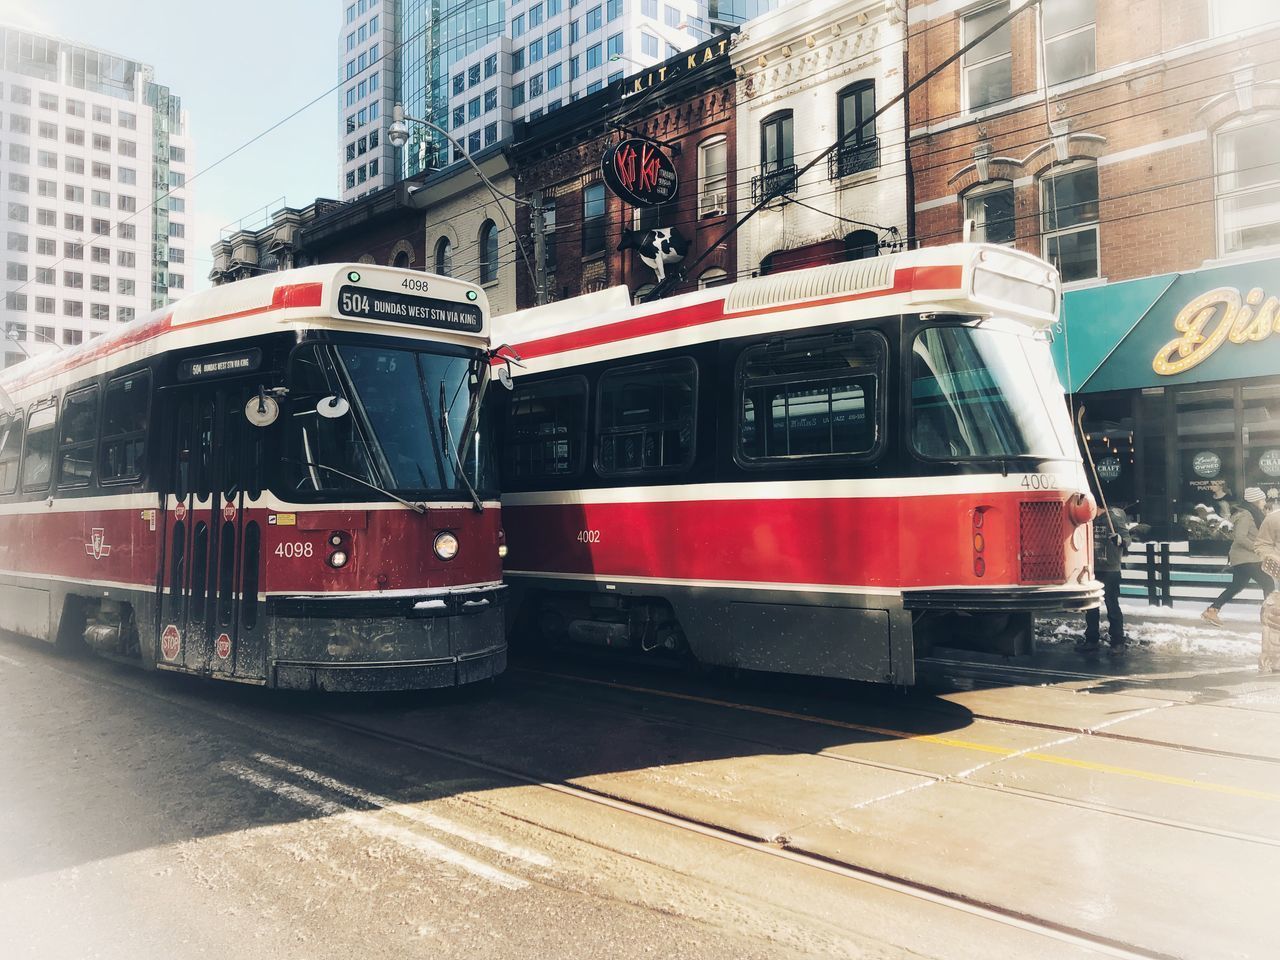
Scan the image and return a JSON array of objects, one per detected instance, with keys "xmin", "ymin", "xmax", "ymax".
[
  {"xmin": 601, "ymin": 138, "xmax": 679, "ymax": 208},
  {"xmin": 337, "ymin": 286, "xmax": 482, "ymax": 333},
  {"xmin": 1152, "ymin": 285, "xmax": 1279, "ymax": 375}
]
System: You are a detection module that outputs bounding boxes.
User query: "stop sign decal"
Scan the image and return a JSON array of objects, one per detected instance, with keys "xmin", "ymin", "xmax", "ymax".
[
  {"xmin": 215, "ymin": 633, "xmax": 231, "ymax": 659},
  {"xmin": 160, "ymin": 624, "xmax": 181, "ymax": 661}
]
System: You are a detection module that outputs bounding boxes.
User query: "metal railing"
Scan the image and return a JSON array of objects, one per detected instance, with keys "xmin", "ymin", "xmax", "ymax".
[
  {"xmin": 828, "ymin": 137, "xmax": 880, "ymax": 179},
  {"xmin": 751, "ymin": 164, "xmax": 798, "ymax": 205}
]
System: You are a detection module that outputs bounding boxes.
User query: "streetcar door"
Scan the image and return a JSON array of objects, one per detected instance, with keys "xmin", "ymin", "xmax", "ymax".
[{"xmin": 157, "ymin": 382, "xmax": 267, "ymax": 680}]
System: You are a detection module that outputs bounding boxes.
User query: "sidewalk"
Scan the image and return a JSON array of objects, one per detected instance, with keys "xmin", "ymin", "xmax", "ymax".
[{"xmin": 1037, "ymin": 598, "xmax": 1265, "ymax": 665}]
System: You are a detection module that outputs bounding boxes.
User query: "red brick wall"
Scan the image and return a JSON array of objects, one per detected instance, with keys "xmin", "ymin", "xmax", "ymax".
[{"xmin": 906, "ymin": 0, "xmax": 1278, "ymax": 282}]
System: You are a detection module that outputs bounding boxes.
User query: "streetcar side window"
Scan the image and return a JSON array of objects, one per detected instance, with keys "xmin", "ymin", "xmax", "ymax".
[
  {"xmin": 0, "ymin": 414, "xmax": 23, "ymax": 495},
  {"xmin": 99, "ymin": 370, "xmax": 150, "ymax": 484},
  {"xmin": 21, "ymin": 405, "xmax": 57, "ymax": 493},
  {"xmin": 736, "ymin": 330, "xmax": 885, "ymax": 465},
  {"xmin": 595, "ymin": 358, "xmax": 697, "ymax": 477},
  {"xmin": 504, "ymin": 376, "xmax": 588, "ymax": 481},
  {"xmin": 56, "ymin": 386, "xmax": 100, "ymax": 488}
]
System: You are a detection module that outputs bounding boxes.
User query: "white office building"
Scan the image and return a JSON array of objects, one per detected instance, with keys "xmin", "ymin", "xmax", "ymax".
[
  {"xmin": 1, "ymin": 25, "xmax": 193, "ymax": 368},
  {"xmin": 339, "ymin": 0, "xmax": 759, "ymax": 200}
]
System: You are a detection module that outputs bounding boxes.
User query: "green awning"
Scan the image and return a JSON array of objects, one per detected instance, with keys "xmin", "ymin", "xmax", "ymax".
[{"xmin": 1054, "ymin": 256, "xmax": 1280, "ymax": 393}]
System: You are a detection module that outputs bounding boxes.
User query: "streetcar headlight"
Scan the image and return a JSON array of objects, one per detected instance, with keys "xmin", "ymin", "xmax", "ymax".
[
  {"xmin": 327, "ymin": 550, "xmax": 349, "ymax": 568},
  {"xmin": 1067, "ymin": 493, "xmax": 1096, "ymax": 527},
  {"xmin": 434, "ymin": 531, "xmax": 459, "ymax": 561},
  {"xmin": 328, "ymin": 531, "xmax": 345, "ymax": 547},
  {"xmin": 498, "ymin": 544, "xmax": 508, "ymax": 559}
]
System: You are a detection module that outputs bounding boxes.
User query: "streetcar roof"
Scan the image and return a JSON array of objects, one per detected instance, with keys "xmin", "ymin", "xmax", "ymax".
[
  {"xmin": 494, "ymin": 243, "xmax": 1059, "ymax": 375},
  {"xmin": 0, "ymin": 264, "xmax": 489, "ymax": 404}
]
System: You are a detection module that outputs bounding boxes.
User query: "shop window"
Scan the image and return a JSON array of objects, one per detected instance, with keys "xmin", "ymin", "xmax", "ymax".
[
  {"xmin": 1040, "ymin": 161, "xmax": 1099, "ymax": 283},
  {"xmin": 479, "ymin": 220, "xmax": 499, "ymax": 283},
  {"xmin": 738, "ymin": 331, "xmax": 884, "ymax": 465},
  {"xmin": 1043, "ymin": 0, "xmax": 1095, "ymax": 86},
  {"xmin": 504, "ymin": 376, "xmax": 588, "ymax": 482},
  {"xmin": 697, "ymin": 135, "xmax": 727, "ymax": 218},
  {"xmin": 1214, "ymin": 114, "xmax": 1280, "ymax": 256},
  {"xmin": 844, "ymin": 230, "xmax": 879, "ymax": 261},
  {"xmin": 964, "ymin": 180, "xmax": 1016, "ymax": 245},
  {"xmin": 1174, "ymin": 387, "xmax": 1236, "ymax": 547},
  {"xmin": 962, "ymin": 2, "xmax": 1012, "ymax": 111},
  {"xmin": 1244, "ymin": 383, "xmax": 1280, "ymax": 502},
  {"xmin": 99, "ymin": 371, "xmax": 150, "ymax": 483},
  {"xmin": 595, "ymin": 358, "xmax": 697, "ymax": 476},
  {"xmin": 435, "ymin": 237, "xmax": 453, "ymax": 276},
  {"xmin": 582, "ymin": 182, "xmax": 606, "ymax": 255}
]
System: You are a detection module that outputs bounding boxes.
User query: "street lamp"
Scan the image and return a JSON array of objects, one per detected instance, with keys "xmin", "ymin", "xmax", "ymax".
[{"xmin": 388, "ymin": 103, "xmax": 540, "ymax": 302}]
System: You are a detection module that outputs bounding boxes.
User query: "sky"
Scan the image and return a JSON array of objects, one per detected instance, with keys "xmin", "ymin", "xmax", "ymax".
[{"xmin": 0, "ymin": 0, "xmax": 340, "ymax": 290}]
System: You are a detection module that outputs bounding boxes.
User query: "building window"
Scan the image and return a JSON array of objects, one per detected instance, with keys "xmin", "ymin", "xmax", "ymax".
[
  {"xmin": 754, "ymin": 111, "xmax": 797, "ymax": 202},
  {"xmin": 586, "ymin": 43, "xmax": 603, "ymax": 70},
  {"xmin": 1215, "ymin": 114, "xmax": 1280, "ymax": 255},
  {"xmin": 1211, "ymin": 0, "xmax": 1280, "ymax": 35},
  {"xmin": 118, "ymin": 167, "xmax": 136, "ymax": 185},
  {"xmin": 698, "ymin": 268, "xmax": 729, "ymax": 289},
  {"xmin": 831, "ymin": 82, "xmax": 877, "ymax": 176},
  {"xmin": 607, "ymin": 33, "xmax": 623, "ymax": 58},
  {"xmin": 513, "ymin": 47, "xmax": 525, "ymax": 71},
  {"xmin": 547, "ymin": 63, "xmax": 562, "ymax": 89},
  {"xmin": 963, "ymin": 180, "xmax": 1016, "ymax": 244},
  {"xmin": 530, "ymin": 3, "xmax": 544, "ymax": 27},
  {"xmin": 513, "ymin": 14, "xmax": 525, "ymax": 37},
  {"xmin": 485, "ymin": 53, "xmax": 498, "ymax": 77},
  {"xmin": 587, "ymin": 6, "xmax": 602, "ymax": 32},
  {"xmin": 119, "ymin": 111, "xmax": 136, "ymax": 130},
  {"xmin": 453, "ymin": 105, "xmax": 466, "ymax": 128},
  {"xmin": 93, "ymin": 162, "xmax": 111, "ymax": 179},
  {"xmin": 435, "ymin": 237, "xmax": 453, "ymax": 276},
  {"xmin": 570, "ymin": 56, "xmax": 581, "ymax": 80},
  {"xmin": 1043, "ymin": 0, "xmax": 1095, "ymax": 85},
  {"xmin": 93, "ymin": 133, "xmax": 111, "ymax": 150},
  {"xmin": 485, "ymin": 122, "xmax": 498, "ymax": 145},
  {"xmin": 1040, "ymin": 160, "xmax": 1100, "ymax": 283},
  {"xmin": 642, "ymin": 0, "xmax": 657, "ymax": 17},
  {"xmin": 513, "ymin": 82, "xmax": 526, "ymax": 107},
  {"xmin": 583, "ymin": 182, "xmax": 606, "ymax": 255},
  {"xmin": 530, "ymin": 39, "xmax": 544, "ymax": 63},
  {"xmin": 485, "ymin": 89, "xmax": 498, "ymax": 112},
  {"xmin": 530, "ymin": 73, "xmax": 544, "ymax": 97},
  {"xmin": 548, "ymin": 0, "xmax": 562, "ymax": 15},
  {"xmin": 664, "ymin": 5, "xmax": 680, "ymax": 27},
  {"xmin": 479, "ymin": 220, "xmax": 499, "ymax": 283},
  {"xmin": 468, "ymin": 131, "xmax": 481, "ymax": 153},
  {"xmin": 469, "ymin": 97, "xmax": 481, "ymax": 120},
  {"xmin": 64, "ymin": 329, "xmax": 83, "ymax": 346},
  {"xmin": 641, "ymin": 32, "xmax": 658, "ymax": 57},
  {"xmin": 698, "ymin": 135, "xmax": 728, "ymax": 218},
  {"xmin": 963, "ymin": 2, "xmax": 1013, "ymax": 112},
  {"xmin": 453, "ymin": 72, "xmax": 466, "ymax": 95},
  {"xmin": 548, "ymin": 28, "xmax": 562, "ymax": 54}
]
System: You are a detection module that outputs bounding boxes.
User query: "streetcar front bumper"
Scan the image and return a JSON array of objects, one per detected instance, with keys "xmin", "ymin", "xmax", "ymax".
[
  {"xmin": 267, "ymin": 583, "xmax": 507, "ymax": 692},
  {"xmin": 901, "ymin": 582, "xmax": 1101, "ymax": 613}
]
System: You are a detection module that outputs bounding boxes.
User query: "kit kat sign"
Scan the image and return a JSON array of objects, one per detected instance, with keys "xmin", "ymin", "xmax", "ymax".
[{"xmin": 602, "ymin": 138, "xmax": 679, "ymax": 208}]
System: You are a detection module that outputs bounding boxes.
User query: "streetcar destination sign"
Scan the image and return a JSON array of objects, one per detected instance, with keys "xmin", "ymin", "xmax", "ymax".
[
  {"xmin": 338, "ymin": 285, "xmax": 482, "ymax": 333},
  {"xmin": 177, "ymin": 348, "xmax": 263, "ymax": 382}
]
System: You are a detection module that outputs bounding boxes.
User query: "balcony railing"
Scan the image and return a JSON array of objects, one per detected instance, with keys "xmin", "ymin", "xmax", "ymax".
[
  {"xmin": 751, "ymin": 164, "xmax": 799, "ymax": 205},
  {"xmin": 828, "ymin": 137, "xmax": 880, "ymax": 180}
]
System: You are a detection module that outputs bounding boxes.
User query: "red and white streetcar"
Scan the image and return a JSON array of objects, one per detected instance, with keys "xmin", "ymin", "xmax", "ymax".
[
  {"xmin": 493, "ymin": 244, "xmax": 1099, "ymax": 685},
  {"xmin": 0, "ymin": 264, "xmax": 507, "ymax": 691}
]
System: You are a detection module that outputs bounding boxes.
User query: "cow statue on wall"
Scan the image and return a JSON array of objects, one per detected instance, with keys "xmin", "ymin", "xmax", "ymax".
[{"xmin": 618, "ymin": 226, "xmax": 689, "ymax": 283}]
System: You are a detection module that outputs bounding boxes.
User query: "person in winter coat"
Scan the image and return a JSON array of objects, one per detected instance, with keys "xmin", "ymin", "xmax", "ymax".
[
  {"xmin": 1255, "ymin": 506, "xmax": 1280, "ymax": 673},
  {"xmin": 1203, "ymin": 488, "xmax": 1276, "ymax": 625},
  {"xmin": 1083, "ymin": 501, "xmax": 1132, "ymax": 651}
]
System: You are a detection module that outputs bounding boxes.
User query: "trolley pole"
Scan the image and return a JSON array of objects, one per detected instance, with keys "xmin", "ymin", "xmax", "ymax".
[{"xmin": 531, "ymin": 189, "xmax": 549, "ymax": 306}]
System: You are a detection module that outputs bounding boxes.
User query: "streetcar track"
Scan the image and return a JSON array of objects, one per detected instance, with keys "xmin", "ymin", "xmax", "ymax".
[
  {"xmin": 309, "ymin": 711, "xmax": 1178, "ymax": 960},
  {"xmin": 507, "ymin": 669, "xmax": 1280, "ymax": 847},
  {"xmin": 3, "ymin": 640, "xmax": 1263, "ymax": 957},
  {"xmin": 515, "ymin": 662, "xmax": 1280, "ymax": 769}
]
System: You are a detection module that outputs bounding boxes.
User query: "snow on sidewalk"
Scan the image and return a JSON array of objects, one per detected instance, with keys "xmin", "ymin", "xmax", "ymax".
[{"xmin": 1037, "ymin": 599, "xmax": 1264, "ymax": 662}]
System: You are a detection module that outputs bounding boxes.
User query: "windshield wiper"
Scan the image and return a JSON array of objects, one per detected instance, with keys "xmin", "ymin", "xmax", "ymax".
[
  {"xmin": 284, "ymin": 457, "xmax": 427, "ymax": 514},
  {"xmin": 440, "ymin": 380, "xmax": 484, "ymax": 514}
]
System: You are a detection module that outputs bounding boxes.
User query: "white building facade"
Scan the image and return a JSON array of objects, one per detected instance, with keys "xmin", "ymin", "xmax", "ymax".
[
  {"xmin": 731, "ymin": 0, "xmax": 907, "ymax": 277},
  {"xmin": 339, "ymin": 0, "xmax": 396, "ymax": 200},
  {"xmin": 1, "ymin": 25, "xmax": 192, "ymax": 368}
]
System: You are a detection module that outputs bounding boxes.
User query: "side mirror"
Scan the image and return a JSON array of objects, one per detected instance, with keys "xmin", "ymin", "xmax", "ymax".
[
  {"xmin": 317, "ymin": 395, "xmax": 351, "ymax": 419},
  {"xmin": 244, "ymin": 394, "xmax": 279, "ymax": 428}
]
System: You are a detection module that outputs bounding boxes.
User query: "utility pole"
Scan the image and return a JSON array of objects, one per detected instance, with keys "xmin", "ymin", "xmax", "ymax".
[{"xmin": 530, "ymin": 189, "xmax": 548, "ymax": 306}]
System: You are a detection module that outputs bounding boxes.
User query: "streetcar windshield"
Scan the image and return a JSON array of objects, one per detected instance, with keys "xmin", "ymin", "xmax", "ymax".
[
  {"xmin": 910, "ymin": 323, "xmax": 1073, "ymax": 460},
  {"xmin": 283, "ymin": 342, "xmax": 495, "ymax": 499}
]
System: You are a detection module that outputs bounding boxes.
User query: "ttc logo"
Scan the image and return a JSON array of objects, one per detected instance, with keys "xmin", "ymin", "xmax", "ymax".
[{"xmin": 85, "ymin": 528, "xmax": 112, "ymax": 560}]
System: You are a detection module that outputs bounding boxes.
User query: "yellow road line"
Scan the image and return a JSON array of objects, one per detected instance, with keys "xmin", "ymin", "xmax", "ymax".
[{"xmin": 522, "ymin": 669, "xmax": 1280, "ymax": 803}]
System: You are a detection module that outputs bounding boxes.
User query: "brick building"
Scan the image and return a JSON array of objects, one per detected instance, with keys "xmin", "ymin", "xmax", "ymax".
[
  {"xmin": 908, "ymin": 0, "xmax": 1280, "ymax": 570},
  {"xmin": 510, "ymin": 33, "xmax": 738, "ymax": 307}
]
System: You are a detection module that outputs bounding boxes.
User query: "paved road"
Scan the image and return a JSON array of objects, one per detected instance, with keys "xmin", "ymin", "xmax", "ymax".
[{"xmin": 1, "ymin": 633, "xmax": 1277, "ymax": 959}]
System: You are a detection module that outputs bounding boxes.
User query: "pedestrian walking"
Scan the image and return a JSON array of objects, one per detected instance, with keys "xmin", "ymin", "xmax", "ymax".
[
  {"xmin": 1202, "ymin": 488, "xmax": 1275, "ymax": 625},
  {"xmin": 1254, "ymin": 505, "xmax": 1280, "ymax": 673},
  {"xmin": 1082, "ymin": 501, "xmax": 1131, "ymax": 652}
]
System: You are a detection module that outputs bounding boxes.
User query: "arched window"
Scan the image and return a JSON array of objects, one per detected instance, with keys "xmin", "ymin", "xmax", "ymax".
[
  {"xmin": 1039, "ymin": 159, "xmax": 1099, "ymax": 282},
  {"xmin": 697, "ymin": 135, "xmax": 727, "ymax": 218},
  {"xmin": 844, "ymin": 230, "xmax": 878, "ymax": 262},
  {"xmin": 835, "ymin": 82, "xmax": 878, "ymax": 176},
  {"xmin": 633, "ymin": 283, "xmax": 655, "ymax": 304},
  {"xmin": 698, "ymin": 268, "xmax": 729, "ymax": 289},
  {"xmin": 962, "ymin": 180, "xmax": 1015, "ymax": 245},
  {"xmin": 393, "ymin": 250, "xmax": 411, "ymax": 269},
  {"xmin": 1214, "ymin": 113, "xmax": 1280, "ymax": 256},
  {"xmin": 434, "ymin": 237, "xmax": 453, "ymax": 276},
  {"xmin": 479, "ymin": 220, "xmax": 499, "ymax": 283}
]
